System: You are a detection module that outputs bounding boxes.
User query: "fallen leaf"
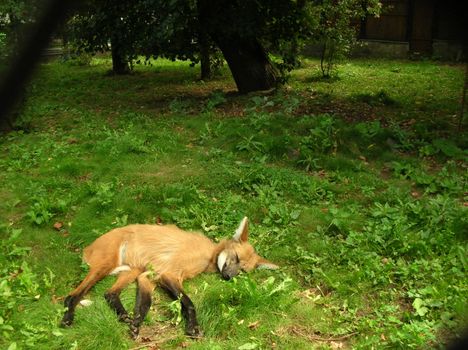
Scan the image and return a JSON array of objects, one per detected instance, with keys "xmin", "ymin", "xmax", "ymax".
[
  {"xmin": 238, "ymin": 319, "xmax": 245, "ymax": 325},
  {"xmin": 248, "ymin": 321, "xmax": 260, "ymax": 330},
  {"xmin": 53, "ymin": 222, "xmax": 63, "ymax": 230}
]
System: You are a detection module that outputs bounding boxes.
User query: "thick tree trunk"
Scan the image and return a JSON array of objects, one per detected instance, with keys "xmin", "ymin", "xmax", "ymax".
[
  {"xmin": 197, "ymin": 0, "xmax": 278, "ymax": 94},
  {"xmin": 110, "ymin": 38, "xmax": 130, "ymax": 75},
  {"xmin": 216, "ymin": 36, "xmax": 278, "ymax": 93}
]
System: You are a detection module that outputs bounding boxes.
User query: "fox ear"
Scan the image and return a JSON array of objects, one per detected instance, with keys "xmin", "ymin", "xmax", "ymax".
[
  {"xmin": 233, "ymin": 217, "xmax": 249, "ymax": 242},
  {"xmin": 256, "ymin": 257, "xmax": 279, "ymax": 270}
]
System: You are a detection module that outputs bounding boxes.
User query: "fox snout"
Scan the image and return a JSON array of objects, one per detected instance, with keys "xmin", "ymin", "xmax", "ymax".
[
  {"xmin": 221, "ymin": 264, "xmax": 240, "ymax": 280},
  {"xmin": 217, "ymin": 250, "xmax": 241, "ymax": 280}
]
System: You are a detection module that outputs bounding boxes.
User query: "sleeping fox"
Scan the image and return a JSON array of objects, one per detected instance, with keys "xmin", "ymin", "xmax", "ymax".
[{"xmin": 61, "ymin": 217, "xmax": 278, "ymax": 338}]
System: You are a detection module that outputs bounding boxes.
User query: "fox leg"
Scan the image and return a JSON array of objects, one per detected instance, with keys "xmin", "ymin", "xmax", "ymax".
[
  {"xmin": 104, "ymin": 268, "xmax": 142, "ymax": 324},
  {"xmin": 130, "ymin": 272, "xmax": 155, "ymax": 339},
  {"xmin": 159, "ymin": 274, "xmax": 202, "ymax": 337},
  {"xmin": 61, "ymin": 267, "xmax": 112, "ymax": 327}
]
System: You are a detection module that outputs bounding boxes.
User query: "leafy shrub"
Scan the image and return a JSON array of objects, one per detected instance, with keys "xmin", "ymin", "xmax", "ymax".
[
  {"xmin": 87, "ymin": 181, "xmax": 116, "ymax": 207},
  {"xmin": 297, "ymin": 115, "xmax": 338, "ymax": 170},
  {"xmin": 0, "ymin": 225, "xmax": 63, "ymax": 348}
]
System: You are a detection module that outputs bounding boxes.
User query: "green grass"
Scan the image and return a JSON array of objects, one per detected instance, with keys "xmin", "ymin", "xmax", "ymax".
[{"xmin": 0, "ymin": 56, "xmax": 467, "ymax": 350}]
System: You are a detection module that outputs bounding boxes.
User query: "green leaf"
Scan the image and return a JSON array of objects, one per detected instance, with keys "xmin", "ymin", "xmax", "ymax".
[
  {"xmin": 413, "ymin": 298, "xmax": 429, "ymax": 316},
  {"xmin": 52, "ymin": 329, "xmax": 64, "ymax": 337},
  {"xmin": 290, "ymin": 209, "xmax": 301, "ymax": 220},
  {"xmin": 238, "ymin": 343, "xmax": 258, "ymax": 350}
]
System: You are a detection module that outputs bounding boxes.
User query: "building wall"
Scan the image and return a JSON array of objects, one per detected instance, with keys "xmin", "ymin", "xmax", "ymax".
[{"xmin": 357, "ymin": 0, "xmax": 466, "ymax": 60}]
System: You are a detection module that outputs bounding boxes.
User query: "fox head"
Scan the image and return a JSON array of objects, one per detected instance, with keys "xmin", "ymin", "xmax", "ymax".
[{"xmin": 216, "ymin": 217, "xmax": 279, "ymax": 280}]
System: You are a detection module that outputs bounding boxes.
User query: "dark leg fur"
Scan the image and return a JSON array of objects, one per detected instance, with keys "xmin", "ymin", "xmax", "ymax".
[
  {"xmin": 160, "ymin": 275, "xmax": 202, "ymax": 337},
  {"xmin": 60, "ymin": 268, "xmax": 111, "ymax": 328},
  {"xmin": 104, "ymin": 292, "xmax": 132, "ymax": 324},
  {"xmin": 61, "ymin": 295, "xmax": 79, "ymax": 327},
  {"xmin": 130, "ymin": 283, "xmax": 152, "ymax": 339},
  {"xmin": 104, "ymin": 268, "xmax": 142, "ymax": 327}
]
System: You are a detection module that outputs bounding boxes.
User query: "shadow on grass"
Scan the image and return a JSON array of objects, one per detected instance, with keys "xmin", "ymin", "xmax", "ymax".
[{"xmin": 302, "ymin": 74, "xmax": 342, "ymax": 84}]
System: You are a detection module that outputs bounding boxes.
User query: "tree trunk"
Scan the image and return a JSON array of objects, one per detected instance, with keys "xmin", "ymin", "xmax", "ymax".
[
  {"xmin": 110, "ymin": 38, "xmax": 130, "ymax": 75},
  {"xmin": 197, "ymin": 0, "xmax": 278, "ymax": 94},
  {"xmin": 199, "ymin": 29, "xmax": 212, "ymax": 80},
  {"xmin": 216, "ymin": 36, "xmax": 278, "ymax": 93}
]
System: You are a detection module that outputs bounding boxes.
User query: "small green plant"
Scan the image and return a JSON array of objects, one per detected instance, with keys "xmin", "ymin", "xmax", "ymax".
[
  {"xmin": 169, "ymin": 98, "xmax": 191, "ymax": 114},
  {"xmin": 236, "ymin": 135, "xmax": 265, "ymax": 154},
  {"xmin": 297, "ymin": 115, "xmax": 338, "ymax": 170},
  {"xmin": 301, "ymin": 115, "xmax": 338, "ymax": 154},
  {"xmin": 354, "ymin": 120, "xmax": 384, "ymax": 140},
  {"xmin": 88, "ymin": 181, "xmax": 116, "ymax": 207},
  {"xmin": 198, "ymin": 121, "xmax": 223, "ymax": 144},
  {"xmin": 245, "ymin": 96, "xmax": 275, "ymax": 113},
  {"xmin": 166, "ymin": 298, "xmax": 183, "ymax": 326},
  {"xmin": 26, "ymin": 198, "xmax": 54, "ymax": 225},
  {"xmin": 204, "ymin": 90, "xmax": 226, "ymax": 111}
]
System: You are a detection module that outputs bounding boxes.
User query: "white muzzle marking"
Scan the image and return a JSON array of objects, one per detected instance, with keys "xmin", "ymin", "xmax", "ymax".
[{"xmin": 217, "ymin": 251, "xmax": 228, "ymax": 272}]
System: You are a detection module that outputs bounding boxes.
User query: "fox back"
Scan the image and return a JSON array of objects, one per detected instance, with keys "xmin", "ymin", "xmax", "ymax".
[{"xmin": 83, "ymin": 224, "xmax": 218, "ymax": 283}]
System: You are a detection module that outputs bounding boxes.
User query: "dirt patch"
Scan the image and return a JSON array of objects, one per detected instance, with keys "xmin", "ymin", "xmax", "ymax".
[
  {"xmin": 277, "ymin": 324, "xmax": 356, "ymax": 349},
  {"xmin": 131, "ymin": 322, "xmax": 180, "ymax": 350}
]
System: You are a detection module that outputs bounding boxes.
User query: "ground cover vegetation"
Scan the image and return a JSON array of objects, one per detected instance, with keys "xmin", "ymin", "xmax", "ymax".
[{"xmin": 0, "ymin": 57, "xmax": 467, "ymax": 349}]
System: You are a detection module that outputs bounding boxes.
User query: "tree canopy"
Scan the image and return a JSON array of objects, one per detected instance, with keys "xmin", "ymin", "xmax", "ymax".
[{"xmin": 2, "ymin": 0, "xmax": 382, "ymax": 92}]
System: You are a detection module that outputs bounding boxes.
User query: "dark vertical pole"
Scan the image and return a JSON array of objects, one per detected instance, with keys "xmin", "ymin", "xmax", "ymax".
[{"xmin": 0, "ymin": 0, "xmax": 74, "ymax": 130}]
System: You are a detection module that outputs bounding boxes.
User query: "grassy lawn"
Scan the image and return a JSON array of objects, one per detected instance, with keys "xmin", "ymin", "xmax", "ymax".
[{"xmin": 0, "ymin": 57, "xmax": 466, "ymax": 350}]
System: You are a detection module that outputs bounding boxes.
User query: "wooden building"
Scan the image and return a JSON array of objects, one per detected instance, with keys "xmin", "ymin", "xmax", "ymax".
[{"xmin": 358, "ymin": 0, "xmax": 466, "ymax": 60}]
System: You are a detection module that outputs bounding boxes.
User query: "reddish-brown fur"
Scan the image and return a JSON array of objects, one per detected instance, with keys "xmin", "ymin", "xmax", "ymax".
[{"xmin": 61, "ymin": 218, "xmax": 277, "ymax": 338}]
